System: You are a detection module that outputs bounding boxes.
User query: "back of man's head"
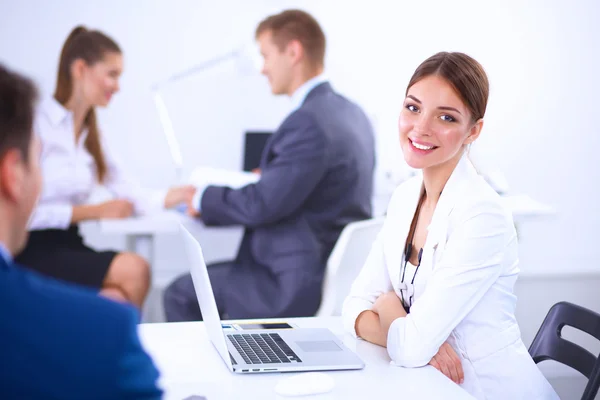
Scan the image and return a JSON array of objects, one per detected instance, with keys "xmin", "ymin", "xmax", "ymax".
[
  {"xmin": 0, "ymin": 65, "xmax": 36, "ymax": 162},
  {"xmin": 0, "ymin": 64, "xmax": 40, "ymax": 255},
  {"xmin": 256, "ymin": 9, "xmax": 326, "ymax": 69}
]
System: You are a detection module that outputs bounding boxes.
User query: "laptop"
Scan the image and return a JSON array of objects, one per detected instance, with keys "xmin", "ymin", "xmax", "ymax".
[{"xmin": 180, "ymin": 224, "xmax": 365, "ymax": 374}]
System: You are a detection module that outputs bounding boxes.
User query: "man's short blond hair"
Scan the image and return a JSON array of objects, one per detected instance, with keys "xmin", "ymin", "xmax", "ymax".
[{"xmin": 256, "ymin": 9, "xmax": 326, "ymax": 68}]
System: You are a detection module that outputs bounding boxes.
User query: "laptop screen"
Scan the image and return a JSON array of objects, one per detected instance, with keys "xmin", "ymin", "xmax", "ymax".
[{"xmin": 180, "ymin": 224, "xmax": 233, "ymax": 369}]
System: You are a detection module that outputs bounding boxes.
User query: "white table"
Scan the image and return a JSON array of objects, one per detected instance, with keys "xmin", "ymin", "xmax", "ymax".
[
  {"xmin": 139, "ymin": 317, "xmax": 474, "ymax": 400},
  {"xmin": 499, "ymin": 194, "xmax": 555, "ymax": 219},
  {"xmin": 81, "ymin": 211, "xmax": 242, "ymax": 268},
  {"xmin": 87, "ymin": 194, "xmax": 555, "ymax": 267}
]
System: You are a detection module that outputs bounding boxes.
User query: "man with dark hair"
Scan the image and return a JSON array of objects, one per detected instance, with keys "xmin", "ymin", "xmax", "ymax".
[
  {"xmin": 0, "ymin": 64, "xmax": 162, "ymax": 399},
  {"xmin": 165, "ymin": 9, "xmax": 375, "ymax": 321}
]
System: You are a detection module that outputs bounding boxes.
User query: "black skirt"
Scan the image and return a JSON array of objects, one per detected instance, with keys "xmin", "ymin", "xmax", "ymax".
[{"xmin": 15, "ymin": 225, "xmax": 117, "ymax": 290}]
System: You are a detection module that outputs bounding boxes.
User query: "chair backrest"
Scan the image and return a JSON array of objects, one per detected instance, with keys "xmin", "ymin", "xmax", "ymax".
[
  {"xmin": 529, "ymin": 301, "xmax": 600, "ymax": 400},
  {"xmin": 316, "ymin": 217, "xmax": 385, "ymax": 317}
]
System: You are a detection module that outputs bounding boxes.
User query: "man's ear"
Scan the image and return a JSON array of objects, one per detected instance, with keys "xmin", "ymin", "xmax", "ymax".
[
  {"xmin": 0, "ymin": 149, "xmax": 25, "ymax": 202},
  {"xmin": 464, "ymin": 118, "xmax": 484, "ymax": 145},
  {"xmin": 286, "ymin": 39, "xmax": 304, "ymax": 65}
]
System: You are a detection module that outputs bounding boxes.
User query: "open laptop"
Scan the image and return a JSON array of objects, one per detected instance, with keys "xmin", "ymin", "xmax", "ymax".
[{"xmin": 180, "ymin": 224, "xmax": 365, "ymax": 374}]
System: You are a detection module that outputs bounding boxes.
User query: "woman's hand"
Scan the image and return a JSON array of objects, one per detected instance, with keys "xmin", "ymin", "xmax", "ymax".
[
  {"xmin": 94, "ymin": 199, "xmax": 134, "ymax": 219},
  {"xmin": 373, "ymin": 291, "xmax": 407, "ymax": 336},
  {"xmin": 429, "ymin": 342, "xmax": 464, "ymax": 384},
  {"xmin": 164, "ymin": 185, "xmax": 196, "ymax": 209},
  {"xmin": 72, "ymin": 199, "xmax": 133, "ymax": 222},
  {"xmin": 372, "ymin": 291, "xmax": 404, "ymax": 314}
]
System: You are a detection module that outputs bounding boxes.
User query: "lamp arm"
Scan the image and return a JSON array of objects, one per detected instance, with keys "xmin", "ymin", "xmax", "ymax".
[
  {"xmin": 151, "ymin": 49, "xmax": 242, "ymax": 91},
  {"xmin": 151, "ymin": 48, "xmax": 244, "ymax": 183}
]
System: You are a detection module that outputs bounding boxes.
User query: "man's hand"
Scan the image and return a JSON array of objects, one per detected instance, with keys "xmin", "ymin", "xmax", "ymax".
[
  {"xmin": 164, "ymin": 185, "xmax": 196, "ymax": 209},
  {"xmin": 429, "ymin": 342, "xmax": 464, "ymax": 384},
  {"xmin": 184, "ymin": 191, "xmax": 200, "ymax": 218}
]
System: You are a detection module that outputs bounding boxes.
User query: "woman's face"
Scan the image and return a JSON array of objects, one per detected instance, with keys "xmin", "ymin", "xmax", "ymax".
[
  {"xmin": 78, "ymin": 51, "xmax": 123, "ymax": 107},
  {"xmin": 399, "ymin": 74, "xmax": 482, "ymax": 171}
]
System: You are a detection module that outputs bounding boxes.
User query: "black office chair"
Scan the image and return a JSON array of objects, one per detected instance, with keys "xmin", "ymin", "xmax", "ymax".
[{"xmin": 529, "ymin": 301, "xmax": 600, "ymax": 400}]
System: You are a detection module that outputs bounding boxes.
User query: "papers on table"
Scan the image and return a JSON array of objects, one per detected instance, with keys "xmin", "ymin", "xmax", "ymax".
[{"xmin": 188, "ymin": 166, "xmax": 260, "ymax": 189}]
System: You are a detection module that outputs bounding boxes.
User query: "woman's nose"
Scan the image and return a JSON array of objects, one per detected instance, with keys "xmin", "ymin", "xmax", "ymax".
[{"xmin": 413, "ymin": 114, "xmax": 433, "ymax": 135}]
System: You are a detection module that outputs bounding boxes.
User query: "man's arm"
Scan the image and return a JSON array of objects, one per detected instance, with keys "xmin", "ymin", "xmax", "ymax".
[
  {"xmin": 200, "ymin": 110, "xmax": 328, "ymax": 227},
  {"xmin": 116, "ymin": 309, "xmax": 163, "ymax": 399}
]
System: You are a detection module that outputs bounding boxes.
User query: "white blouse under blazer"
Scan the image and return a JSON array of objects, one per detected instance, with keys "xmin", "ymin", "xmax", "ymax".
[
  {"xmin": 29, "ymin": 97, "xmax": 166, "ymax": 231},
  {"xmin": 342, "ymin": 156, "xmax": 558, "ymax": 400}
]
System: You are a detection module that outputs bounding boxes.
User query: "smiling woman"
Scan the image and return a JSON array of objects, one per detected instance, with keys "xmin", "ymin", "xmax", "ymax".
[
  {"xmin": 15, "ymin": 26, "xmax": 196, "ymax": 309},
  {"xmin": 342, "ymin": 52, "xmax": 559, "ymax": 400},
  {"xmin": 399, "ymin": 52, "xmax": 487, "ymax": 172}
]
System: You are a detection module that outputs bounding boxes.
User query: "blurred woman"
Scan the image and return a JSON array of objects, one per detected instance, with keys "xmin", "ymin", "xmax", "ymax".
[{"xmin": 16, "ymin": 26, "xmax": 195, "ymax": 308}]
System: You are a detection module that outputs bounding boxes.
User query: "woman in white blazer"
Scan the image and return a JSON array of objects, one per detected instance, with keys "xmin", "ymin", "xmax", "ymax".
[
  {"xmin": 342, "ymin": 52, "xmax": 558, "ymax": 399},
  {"xmin": 15, "ymin": 26, "xmax": 195, "ymax": 308}
]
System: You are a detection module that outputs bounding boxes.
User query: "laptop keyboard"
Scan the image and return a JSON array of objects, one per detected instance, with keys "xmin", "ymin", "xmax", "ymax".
[{"xmin": 228, "ymin": 333, "xmax": 303, "ymax": 365}]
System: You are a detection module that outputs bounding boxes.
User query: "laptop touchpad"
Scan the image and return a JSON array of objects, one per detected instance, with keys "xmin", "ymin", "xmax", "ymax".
[{"xmin": 295, "ymin": 341, "xmax": 342, "ymax": 352}]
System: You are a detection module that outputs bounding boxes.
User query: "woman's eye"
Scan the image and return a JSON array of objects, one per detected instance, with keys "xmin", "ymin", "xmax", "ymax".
[
  {"xmin": 406, "ymin": 104, "xmax": 419, "ymax": 113},
  {"xmin": 441, "ymin": 114, "xmax": 456, "ymax": 122}
]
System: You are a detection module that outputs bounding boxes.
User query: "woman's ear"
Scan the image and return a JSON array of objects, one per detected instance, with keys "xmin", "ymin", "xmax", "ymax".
[
  {"xmin": 464, "ymin": 118, "xmax": 484, "ymax": 145},
  {"xmin": 70, "ymin": 59, "xmax": 86, "ymax": 80}
]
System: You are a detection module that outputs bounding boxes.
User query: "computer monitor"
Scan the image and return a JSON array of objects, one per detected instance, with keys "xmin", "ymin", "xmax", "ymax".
[{"xmin": 243, "ymin": 131, "xmax": 272, "ymax": 172}]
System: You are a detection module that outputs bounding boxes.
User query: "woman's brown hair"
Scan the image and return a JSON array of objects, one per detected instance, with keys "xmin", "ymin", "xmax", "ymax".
[
  {"xmin": 406, "ymin": 52, "xmax": 489, "ymax": 123},
  {"xmin": 54, "ymin": 26, "xmax": 121, "ymax": 182}
]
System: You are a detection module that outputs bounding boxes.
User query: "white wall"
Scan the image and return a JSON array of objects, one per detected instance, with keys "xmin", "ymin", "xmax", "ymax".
[
  {"xmin": 2, "ymin": 0, "xmax": 598, "ymax": 275},
  {"xmin": 2, "ymin": 1, "xmax": 599, "ymax": 397}
]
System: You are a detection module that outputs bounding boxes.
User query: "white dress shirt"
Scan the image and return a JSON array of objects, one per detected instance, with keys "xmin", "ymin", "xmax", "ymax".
[
  {"xmin": 342, "ymin": 156, "xmax": 558, "ymax": 400},
  {"xmin": 288, "ymin": 73, "xmax": 328, "ymax": 112},
  {"xmin": 191, "ymin": 74, "xmax": 328, "ymax": 210},
  {"xmin": 28, "ymin": 97, "xmax": 166, "ymax": 231}
]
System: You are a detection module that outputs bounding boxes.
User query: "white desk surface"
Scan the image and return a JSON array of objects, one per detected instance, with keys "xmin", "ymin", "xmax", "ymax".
[
  {"xmin": 92, "ymin": 193, "xmax": 554, "ymax": 235},
  {"xmin": 85, "ymin": 210, "xmax": 188, "ymax": 235},
  {"xmin": 499, "ymin": 194, "xmax": 555, "ymax": 218},
  {"xmin": 139, "ymin": 317, "xmax": 473, "ymax": 400}
]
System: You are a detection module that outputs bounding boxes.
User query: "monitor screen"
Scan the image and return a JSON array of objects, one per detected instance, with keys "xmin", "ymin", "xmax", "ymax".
[{"xmin": 243, "ymin": 131, "xmax": 272, "ymax": 172}]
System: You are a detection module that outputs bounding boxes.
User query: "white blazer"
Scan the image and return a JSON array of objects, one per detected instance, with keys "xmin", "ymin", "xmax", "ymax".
[{"xmin": 342, "ymin": 156, "xmax": 558, "ymax": 400}]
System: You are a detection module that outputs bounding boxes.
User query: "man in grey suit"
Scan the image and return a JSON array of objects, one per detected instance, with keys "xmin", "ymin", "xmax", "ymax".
[{"xmin": 164, "ymin": 9, "xmax": 375, "ymax": 321}]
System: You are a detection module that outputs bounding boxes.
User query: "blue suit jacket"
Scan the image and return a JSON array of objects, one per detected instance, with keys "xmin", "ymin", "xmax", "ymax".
[
  {"xmin": 0, "ymin": 257, "xmax": 162, "ymax": 399},
  {"xmin": 201, "ymin": 82, "xmax": 375, "ymax": 318}
]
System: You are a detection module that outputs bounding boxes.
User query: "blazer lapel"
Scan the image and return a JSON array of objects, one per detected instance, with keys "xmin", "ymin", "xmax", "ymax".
[
  {"xmin": 384, "ymin": 177, "xmax": 423, "ymax": 286},
  {"xmin": 425, "ymin": 155, "xmax": 479, "ymax": 255}
]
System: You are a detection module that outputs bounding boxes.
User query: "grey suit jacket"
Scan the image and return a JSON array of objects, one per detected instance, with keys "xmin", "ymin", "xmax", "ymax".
[{"xmin": 201, "ymin": 82, "xmax": 375, "ymax": 318}]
